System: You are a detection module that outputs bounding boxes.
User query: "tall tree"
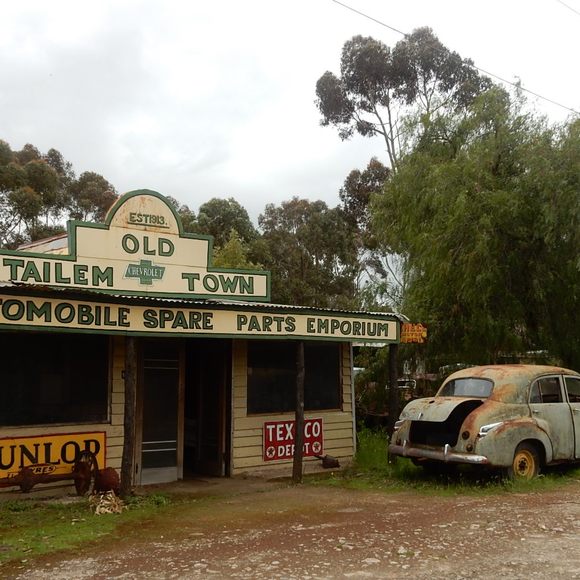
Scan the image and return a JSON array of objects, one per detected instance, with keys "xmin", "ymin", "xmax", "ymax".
[
  {"xmin": 67, "ymin": 172, "xmax": 117, "ymax": 222},
  {"xmin": 338, "ymin": 157, "xmax": 406, "ymax": 311},
  {"xmin": 0, "ymin": 142, "xmax": 62, "ymax": 246},
  {"xmin": 315, "ymin": 28, "xmax": 491, "ymax": 170},
  {"xmin": 213, "ymin": 229, "xmax": 262, "ymax": 270},
  {"xmin": 340, "ymin": 157, "xmax": 390, "ymax": 233},
  {"xmin": 197, "ymin": 197, "xmax": 257, "ymax": 248},
  {"xmin": 0, "ymin": 140, "xmax": 117, "ymax": 247},
  {"xmin": 371, "ymin": 88, "xmax": 580, "ymax": 369},
  {"xmin": 257, "ymin": 197, "xmax": 359, "ymax": 308},
  {"xmin": 166, "ymin": 196, "xmax": 197, "ymax": 233}
]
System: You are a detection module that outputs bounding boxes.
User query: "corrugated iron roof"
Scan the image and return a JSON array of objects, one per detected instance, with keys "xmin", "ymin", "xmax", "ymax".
[
  {"xmin": 16, "ymin": 234, "xmax": 68, "ymax": 252},
  {"xmin": 0, "ymin": 280, "xmax": 407, "ymax": 321}
]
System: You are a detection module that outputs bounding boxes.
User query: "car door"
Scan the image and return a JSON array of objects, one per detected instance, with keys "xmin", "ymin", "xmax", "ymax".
[
  {"xmin": 528, "ymin": 375, "xmax": 575, "ymax": 460},
  {"xmin": 563, "ymin": 376, "xmax": 580, "ymax": 459}
]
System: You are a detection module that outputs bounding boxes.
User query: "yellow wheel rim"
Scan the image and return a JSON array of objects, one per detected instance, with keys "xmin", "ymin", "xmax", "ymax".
[{"xmin": 513, "ymin": 449, "xmax": 536, "ymax": 479}]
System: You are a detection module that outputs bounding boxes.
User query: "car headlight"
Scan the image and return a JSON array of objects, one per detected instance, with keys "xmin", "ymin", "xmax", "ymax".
[
  {"xmin": 393, "ymin": 420, "xmax": 404, "ymax": 432},
  {"xmin": 478, "ymin": 422, "xmax": 503, "ymax": 437}
]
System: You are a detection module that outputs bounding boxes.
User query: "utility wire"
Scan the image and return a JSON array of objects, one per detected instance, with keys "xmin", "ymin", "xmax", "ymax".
[
  {"xmin": 555, "ymin": 0, "xmax": 580, "ymax": 17},
  {"xmin": 330, "ymin": 0, "xmax": 579, "ymax": 116}
]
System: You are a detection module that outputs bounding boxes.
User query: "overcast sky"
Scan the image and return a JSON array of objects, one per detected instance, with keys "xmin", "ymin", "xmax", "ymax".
[{"xmin": 1, "ymin": 0, "xmax": 578, "ymax": 222}]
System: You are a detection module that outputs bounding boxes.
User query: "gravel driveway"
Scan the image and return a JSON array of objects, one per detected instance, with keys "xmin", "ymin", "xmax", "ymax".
[{"xmin": 4, "ymin": 478, "xmax": 580, "ymax": 579}]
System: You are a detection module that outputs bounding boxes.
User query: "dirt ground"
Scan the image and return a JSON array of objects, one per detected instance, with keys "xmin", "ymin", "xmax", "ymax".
[{"xmin": 4, "ymin": 476, "xmax": 580, "ymax": 579}]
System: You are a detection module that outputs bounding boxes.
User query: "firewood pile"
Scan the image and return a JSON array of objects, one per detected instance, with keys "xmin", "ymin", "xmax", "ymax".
[{"xmin": 89, "ymin": 490, "xmax": 127, "ymax": 515}]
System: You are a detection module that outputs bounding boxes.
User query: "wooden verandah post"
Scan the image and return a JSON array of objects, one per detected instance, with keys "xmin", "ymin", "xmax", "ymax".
[
  {"xmin": 292, "ymin": 340, "xmax": 305, "ymax": 483},
  {"xmin": 387, "ymin": 342, "xmax": 399, "ymax": 464},
  {"xmin": 120, "ymin": 336, "xmax": 138, "ymax": 497}
]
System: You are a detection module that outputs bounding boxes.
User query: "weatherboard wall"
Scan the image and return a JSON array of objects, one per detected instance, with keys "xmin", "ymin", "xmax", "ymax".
[
  {"xmin": 0, "ymin": 336, "xmax": 125, "ymax": 494},
  {"xmin": 230, "ymin": 340, "xmax": 355, "ymax": 475}
]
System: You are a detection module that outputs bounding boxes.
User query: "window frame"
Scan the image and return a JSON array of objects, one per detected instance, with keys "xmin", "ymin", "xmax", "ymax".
[
  {"xmin": 246, "ymin": 340, "xmax": 343, "ymax": 416},
  {"xmin": 0, "ymin": 331, "xmax": 112, "ymax": 428},
  {"xmin": 564, "ymin": 376, "xmax": 580, "ymax": 404},
  {"xmin": 529, "ymin": 375, "xmax": 565, "ymax": 405}
]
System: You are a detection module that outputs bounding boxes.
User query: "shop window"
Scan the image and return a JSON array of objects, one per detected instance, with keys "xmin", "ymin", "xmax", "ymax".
[
  {"xmin": 247, "ymin": 341, "xmax": 341, "ymax": 414},
  {"xmin": 0, "ymin": 332, "xmax": 109, "ymax": 426}
]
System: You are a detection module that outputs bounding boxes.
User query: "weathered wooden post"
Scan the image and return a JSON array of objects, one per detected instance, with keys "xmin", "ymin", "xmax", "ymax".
[
  {"xmin": 387, "ymin": 342, "xmax": 399, "ymax": 437},
  {"xmin": 120, "ymin": 336, "xmax": 138, "ymax": 497},
  {"xmin": 292, "ymin": 340, "xmax": 305, "ymax": 483}
]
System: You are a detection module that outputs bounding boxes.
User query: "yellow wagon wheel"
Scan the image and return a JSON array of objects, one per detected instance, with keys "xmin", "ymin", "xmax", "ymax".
[{"xmin": 73, "ymin": 450, "xmax": 99, "ymax": 495}]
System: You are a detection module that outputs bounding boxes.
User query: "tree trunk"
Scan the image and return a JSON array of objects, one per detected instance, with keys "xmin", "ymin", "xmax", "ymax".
[
  {"xmin": 292, "ymin": 341, "xmax": 305, "ymax": 483},
  {"xmin": 120, "ymin": 336, "xmax": 138, "ymax": 497}
]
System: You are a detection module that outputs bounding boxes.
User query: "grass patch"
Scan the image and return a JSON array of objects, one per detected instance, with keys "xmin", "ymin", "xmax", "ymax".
[
  {"xmin": 0, "ymin": 492, "xmax": 174, "ymax": 566},
  {"xmin": 310, "ymin": 428, "xmax": 580, "ymax": 495}
]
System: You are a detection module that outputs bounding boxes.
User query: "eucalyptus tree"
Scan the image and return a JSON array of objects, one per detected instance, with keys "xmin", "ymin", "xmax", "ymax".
[
  {"xmin": 67, "ymin": 171, "xmax": 117, "ymax": 222},
  {"xmin": 165, "ymin": 196, "xmax": 197, "ymax": 234},
  {"xmin": 0, "ymin": 140, "xmax": 117, "ymax": 247},
  {"xmin": 257, "ymin": 197, "xmax": 359, "ymax": 308},
  {"xmin": 197, "ymin": 197, "xmax": 257, "ymax": 248},
  {"xmin": 315, "ymin": 27, "xmax": 491, "ymax": 171}
]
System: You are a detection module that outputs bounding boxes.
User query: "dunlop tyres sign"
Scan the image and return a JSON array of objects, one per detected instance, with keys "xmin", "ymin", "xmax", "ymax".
[
  {"xmin": 0, "ymin": 295, "xmax": 398, "ymax": 343},
  {"xmin": 0, "ymin": 432, "xmax": 106, "ymax": 479}
]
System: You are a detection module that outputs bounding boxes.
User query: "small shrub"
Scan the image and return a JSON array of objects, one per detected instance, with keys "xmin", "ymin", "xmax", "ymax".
[
  {"xmin": 3, "ymin": 500, "xmax": 37, "ymax": 512},
  {"xmin": 354, "ymin": 427, "xmax": 389, "ymax": 473}
]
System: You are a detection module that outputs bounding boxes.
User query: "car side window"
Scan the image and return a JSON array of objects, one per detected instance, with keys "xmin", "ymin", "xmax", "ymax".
[
  {"xmin": 564, "ymin": 377, "xmax": 580, "ymax": 403},
  {"xmin": 529, "ymin": 382, "xmax": 541, "ymax": 403},
  {"xmin": 530, "ymin": 377, "xmax": 563, "ymax": 404}
]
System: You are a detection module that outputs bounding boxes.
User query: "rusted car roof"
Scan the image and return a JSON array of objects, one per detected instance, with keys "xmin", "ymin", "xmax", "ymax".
[{"xmin": 442, "ymin": 365, "xmax": 580, "ymax": 404}]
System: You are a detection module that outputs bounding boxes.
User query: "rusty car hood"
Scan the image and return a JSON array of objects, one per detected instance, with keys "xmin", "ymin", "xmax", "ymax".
[{"xmin": 399, "ymin": 396, "xmax": 484, "ymax": 422}]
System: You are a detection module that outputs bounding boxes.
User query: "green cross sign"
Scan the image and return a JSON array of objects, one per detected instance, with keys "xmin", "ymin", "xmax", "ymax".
[{"xmin": 124, "ymin": 259, "xmax": 165, "ymax": 285}]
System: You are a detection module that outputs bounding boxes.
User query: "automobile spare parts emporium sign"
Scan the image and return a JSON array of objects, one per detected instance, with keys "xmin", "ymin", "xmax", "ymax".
[
  {"xmin": 263, "ymin": 418, "xmax": 323, "ymax": 461},
  {"xmin": 0, "ymin": 189, "xmax": 271, "ymax": 301},
  {"xmin": 0, "ymin": 295, "xmax": 398, "ymax": 342},
  {"xmin": 0, "ymin": 432, "xmax": 106, "ymax": 479}
]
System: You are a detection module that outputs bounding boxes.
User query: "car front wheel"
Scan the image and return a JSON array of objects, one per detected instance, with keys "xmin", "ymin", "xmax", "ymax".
[{"xmin": 507, "ymin": 442, "xmax": 540, "ymax": 479}]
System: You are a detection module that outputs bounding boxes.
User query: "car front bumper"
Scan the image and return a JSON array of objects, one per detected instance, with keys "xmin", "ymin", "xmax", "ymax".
[{"xmin": 388, "ymin": 442, "xmax": 489, "ymax": 465}]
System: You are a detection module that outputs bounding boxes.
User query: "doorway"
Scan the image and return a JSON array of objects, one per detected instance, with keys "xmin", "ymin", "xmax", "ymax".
[
  {"xmin": 184, "ymin": 339, "xmax": 232, "ymax": 477},
  {"xmin": 137, "ymin": 338, "xmax": 231, "ymax": 485},
  {"xmin": 138, "ymin": 340, "xmax": 183, "ymax": 485}
]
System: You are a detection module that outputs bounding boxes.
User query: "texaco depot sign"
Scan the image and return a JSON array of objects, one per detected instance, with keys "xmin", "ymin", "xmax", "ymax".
[{"xmin": 0, "ymin": 190, "xmax": 270, "ymax": 301}]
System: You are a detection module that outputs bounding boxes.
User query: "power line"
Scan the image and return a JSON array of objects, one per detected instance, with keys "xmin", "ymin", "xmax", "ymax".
[
  {"xmin": 330, "ymin": 0, "xmax": 579, "ymax": 116},
  {"xmin": 555, "ymin": 0, "xmax": 580, "ymax": 17}
]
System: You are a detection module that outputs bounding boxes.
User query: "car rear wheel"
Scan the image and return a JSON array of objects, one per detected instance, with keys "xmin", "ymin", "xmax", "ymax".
[{"xmin": 507, "ymin": 442, "xmax": 540, "ymax": 479}]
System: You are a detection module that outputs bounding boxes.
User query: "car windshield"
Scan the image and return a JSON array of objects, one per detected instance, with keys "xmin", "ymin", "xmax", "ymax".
[{"xmin": 439, "ymin": 378, "xmax": 493, "ymax": 398}]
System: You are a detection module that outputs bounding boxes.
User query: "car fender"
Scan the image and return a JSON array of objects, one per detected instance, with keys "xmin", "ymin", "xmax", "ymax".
[{"xmin": 474, "ymin": 419, "xmax": 553, "ymax": 467}]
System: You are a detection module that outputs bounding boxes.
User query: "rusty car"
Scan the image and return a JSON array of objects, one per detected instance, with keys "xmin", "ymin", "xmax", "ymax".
[{"xmin": 388, "ymin": 365, "xmax": 580, "ymax": 478}]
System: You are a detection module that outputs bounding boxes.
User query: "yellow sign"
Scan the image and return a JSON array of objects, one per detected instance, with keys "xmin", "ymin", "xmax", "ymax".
[
  {"xmin": 0, "ymin": 295, "xmax": 398, "ymax": 343},
  {"xmin": 401, "ymin": 323, "xmax": 427, "ymax": 344},
  {"xmin": 0, "ymin": 432, "xmax": 106, "ymax": 479},
  {"xmin": 0, "ymin": 190, "xmax": 270, "ymax": 301}
]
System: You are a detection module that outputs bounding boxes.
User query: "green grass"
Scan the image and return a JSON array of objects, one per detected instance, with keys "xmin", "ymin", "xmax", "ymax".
[
  {"xmin": 3, "ymin": 435, "xmax": 580, "ymax": 568},
  {"xmin": 310, "ymin": 428, "xmax": 580, "ymax": 495},
  {"xmin": 0, "ymin": 493, "xmax": 174, "ymax": 566}
]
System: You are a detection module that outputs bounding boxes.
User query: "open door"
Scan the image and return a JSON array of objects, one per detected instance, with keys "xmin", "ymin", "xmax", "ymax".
[
  {"xmin": 138, "ymin": 340, "xmax": 184, "ymax": 484},
  {"xmin": 184, "ymin": 340, "xmax": 231, "ymax": 477}
]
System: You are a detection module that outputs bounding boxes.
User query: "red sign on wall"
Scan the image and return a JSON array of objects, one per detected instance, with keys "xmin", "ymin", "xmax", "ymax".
[{"xmin": 263, "ymin": 418, "xmax": 324, "ymax": 462}]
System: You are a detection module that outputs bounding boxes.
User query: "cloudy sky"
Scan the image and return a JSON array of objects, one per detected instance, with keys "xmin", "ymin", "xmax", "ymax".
[{"xmin": 1, "ymin": 0, "xmax": 578, "ymax": 221}]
